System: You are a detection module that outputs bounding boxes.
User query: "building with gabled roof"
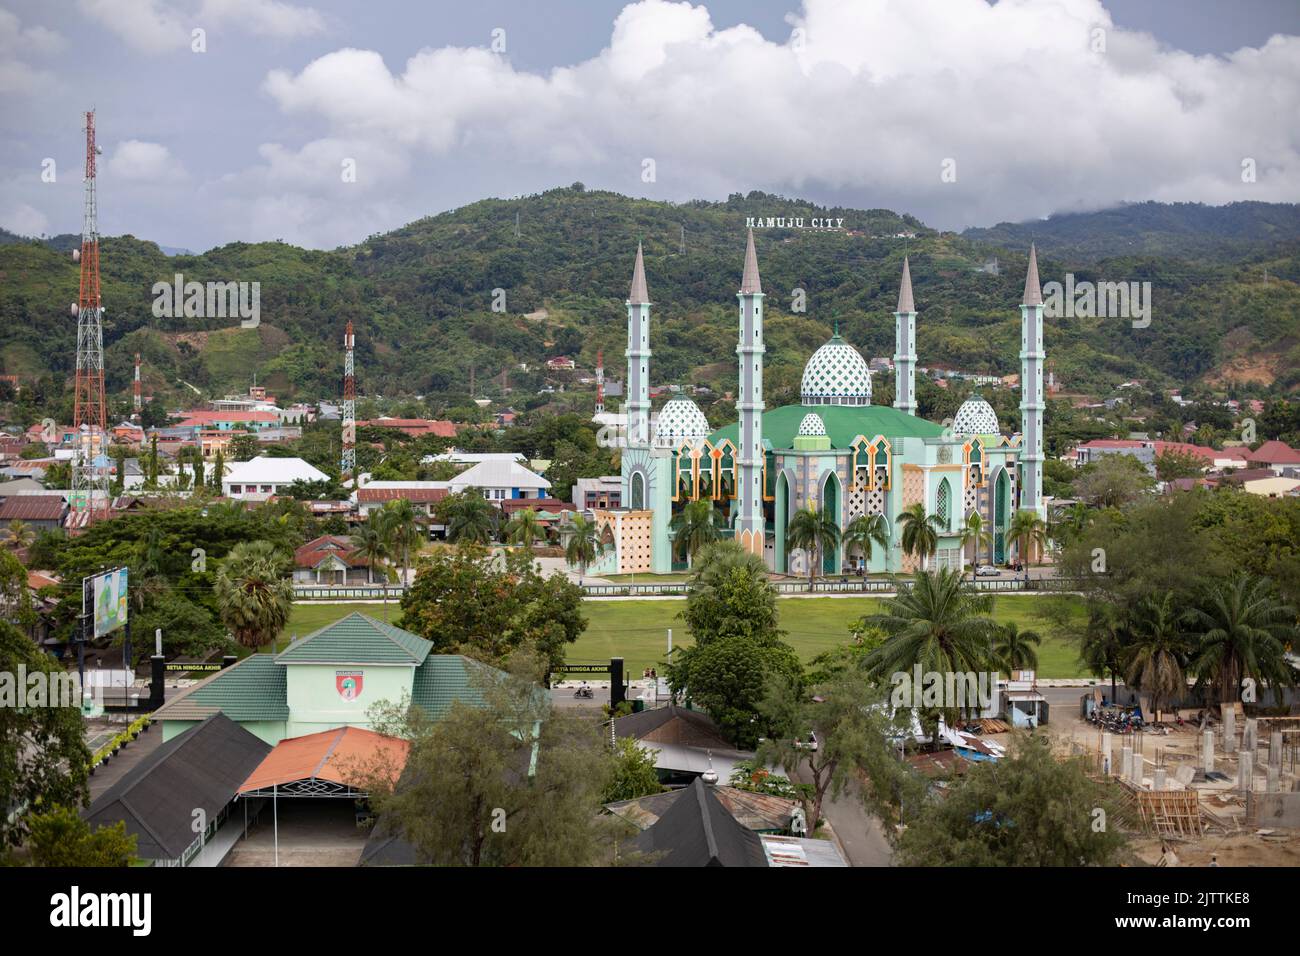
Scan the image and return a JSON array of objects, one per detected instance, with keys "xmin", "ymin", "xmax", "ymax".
[
  {"xmin": 634, "ymin": 777, "xmax": 769, "ymax": 867},
  {"xmin": 154, "ymin": 612, "xmax": 496, "ymax": 745},
  {"xmin": 293, "ymin": 534, "xmax": 370, "ymax": 585}
]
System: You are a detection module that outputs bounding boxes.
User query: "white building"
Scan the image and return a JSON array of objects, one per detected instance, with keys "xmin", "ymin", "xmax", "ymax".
[
  {"xmin": 222, "ymin": 456, "xmax": 328, "ymax": 500},
  {"xmin": 448, "ymin": 459, "xmax": 551, "ymax": 502}
]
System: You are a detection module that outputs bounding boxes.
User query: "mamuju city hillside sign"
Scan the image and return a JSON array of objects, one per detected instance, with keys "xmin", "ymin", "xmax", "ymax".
[{"xmin": 745, "ymin": 216, "xmax": 845, "ymax": 230}]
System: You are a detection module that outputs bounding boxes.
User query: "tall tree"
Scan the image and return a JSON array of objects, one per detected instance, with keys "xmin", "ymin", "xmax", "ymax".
[
  {"xmin": 1122, "ymin": 592, "xmax": 1191, "ymax": 715},
  {"xmin": 213, "ymin": 540, "xmax": 294, "ymax": 650},
  {"xmin": 843, "ymin": 512, "xmax": 889, "ymax": 573},
  {"xmin": 562, "ymin": 513, "xmax": 602, "ymax": 582},
  {"xmin": 351, "ymin": 519, "xmax": 393, "ymax": 584},
  {"xmin": 897, "ymin": 503, "xmax": 943, "ymax": 572},
  {"xmin": 382, "ymin": 498, "xmax": 423, "ymax": 585},
  {"xmin": 1184, "ymin": 573, "xmax": 1298, "ymax": 705},
  {"xmin": 670, "ymin": 499, "xmax": 720, "ymax": 568},
  {"xmin": 786, "ymin": 504, "xmax": 841, "ymax": 586},
  {"xmin": 1007, "ymin": 509, "xmax": 1048, "ymax": 568},
  {"xmin": 957, "ymin": 509, "xmax": 993, "ymax": 574},
  {"xmin": 993, "ymin": 620, "xmax": 1042, "ymax": 672},
  {"xmin": 505, "ymin": 506, "xmax": 545, "ymax": 550},
  {"xmin": 439, "ymin": 491, "xmax": 498, "ymax": 545}
]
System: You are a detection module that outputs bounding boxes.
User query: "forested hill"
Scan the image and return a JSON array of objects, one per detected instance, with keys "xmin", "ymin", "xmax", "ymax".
[
  {"xmin": 1, "ymin": 187, "xmax": 1297, "ymax": 421},
  {"xmin": 962, "ymin": 201, "xmax": 1300, "ymax": 263}
]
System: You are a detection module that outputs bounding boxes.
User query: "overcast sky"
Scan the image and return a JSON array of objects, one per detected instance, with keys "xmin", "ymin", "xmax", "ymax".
[{"xmin": 1, "ymin": 0, "xmax": 1296, "ymax": 251}]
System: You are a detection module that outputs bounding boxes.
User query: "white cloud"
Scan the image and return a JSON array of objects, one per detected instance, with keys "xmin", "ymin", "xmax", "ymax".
[
  {"xmin": 1, "ymin": 202, "xmax": 51, "ymax": 238},
  {"xmin": 257, "ymin": 0, "xmax": 1300, "ymax": 235},
  {"xmin": 106, "ymin": 140, "xmax": 188, "ymax": 182},
  {"xmin": 79, "ymin": 0, "xmax": 324, "ymax": 54},
  {"xmin": 0, "ymin": 9, "xmax": 65, "ymax": 92}
]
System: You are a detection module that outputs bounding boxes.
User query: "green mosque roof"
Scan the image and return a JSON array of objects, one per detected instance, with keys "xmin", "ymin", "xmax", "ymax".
[{"xmin": 708, "ymin": 403, "xmax": 945, "ymax": 451}]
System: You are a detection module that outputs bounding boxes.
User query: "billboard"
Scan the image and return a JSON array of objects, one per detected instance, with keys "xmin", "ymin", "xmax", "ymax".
[{"xmin": 84, "ymin": 567, "xmax": 129, "ymax": 639}]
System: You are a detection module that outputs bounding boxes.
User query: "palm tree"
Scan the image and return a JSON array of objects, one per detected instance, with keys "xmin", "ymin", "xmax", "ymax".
[
  {"xmin": 786, "ymin": 505, "xmax": 841, "ymax": 587},
  {"xmin": 842, "ymin": 512, "xmax": 889, "ymax": 575},
  {"xmin": 1122, "ymin": 592, "xmax": 1191, "ymax": 716},
  {"xmin": 505, "ymin": 506, "xmax": 545, "ymax": 551},
  {"xmin": 1051, "ymin": 501, "xmax": 1093, "ymax": 546},
  {"xmin": 1079, "ymin": 604, "xmax": 1126, "ymax": 701},
  {"xmin": 957, "ymin": 510, "xmax": 993, "ymax": 578},
  {"xmin": 861, "ymin": 568, "xmax": 999, "ymax": 735},
  {"xmin": 443, "ymin": 493, "xmax": 497, "ymax": 545},
  {"xmin": 1183, "ymin": 574, "xmax": 1298, "ymax": 705},
  {"xmin": 896, "ymin": 503, "xmax": 943, "ymax": 572},
  {"xmin": 4, "ymin": 519, "xmax": 34, "ymax": 551},
  {"xmin": 993, "ymin": 621, "xmax": 1042, "ymax": 672},
  {"xmin": 351, "ymin": 520, "xmax": 392, "ymax": 584},
  {"xmin": 1007, "ymin": 509, "xmax": 1048, "ymax": 570},
  {"xmin": 563, "ymin": 513, "xmax": 604, "ymax": 582},
  {"xmin": 670, "ymin": 499, "xmax": 720, "ymax": 567},
  {"xmin": 214, "ymin": 540, "xmax": 294, "ymax": 650},
  {"xmin": 381, "ymin": 498, "xmax": 423, "ymax": 585}
]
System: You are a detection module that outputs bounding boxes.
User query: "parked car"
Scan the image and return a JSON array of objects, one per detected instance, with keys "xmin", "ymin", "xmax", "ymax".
[{"xmin": 975, "ymin": 565, "xmax": 999, "ymax": 576}]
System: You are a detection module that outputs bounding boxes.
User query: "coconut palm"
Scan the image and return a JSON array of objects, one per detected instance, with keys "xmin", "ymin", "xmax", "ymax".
[
  {"xmin": 786, "ymin": 505, "xmax": 841, "ymax": 587},
  {"xmin": 443, "ymin": 492, "xmax": 498, "ymax": 545},
  {"xmin": 861, "ymin": 568, "xmax": 999, "ymax": 733},
  {"xmin": 214, "ymin": 540, "xmax": 294, "ymax": 650},
  {"xmin": 1007, "ymin": 509, "xmax": 1048, "ymax": 569},
  {"xmin": 1122, "ymin": 592, "xmax": 1191, "ymax": 716},
  {"xmin": 4, "ymin": 519, "xmax": 34, "ymax": 551},
  {"xmin": 563, "ymin": 513, "xmax": 604, "ymax": 582},
  {"xmin": 382, "ymin": 498, "xmax": 423, "ymax": 585},
  {"xmin": 842, "ymin": 512, "xmax": 889, "ymax": 574},
  {"xmin": 505, "ymin": 506, "xmax": 545, "ymax": 550},
  {"xmin": 957, "ymin": 510, "xmax": 993, "ymax": 577},
  {"xmin": 993, "ymin": 620, "xmax": 1042, "ymax": 672},
  {"xmin": 350, "ymin": 520, "xmax": 393, "ymax": 584},
  {"xmin": 1050, "ymin": 501, "xmax": 1093, "ymax": 546},
  {"xmin": 896, "ymin": 503, "xmax": 944, "ymax": 572},
  {"xmin": 670, "ymin": 499, "xmax": 720, "ymax": 567},
  {"xmin": 1183, "ymin": 573, "xmax": 1298, "ymax": 705},
  {"xmin": 1079, "ymin": 604, "xmax": 1127, "ymax": 701}
]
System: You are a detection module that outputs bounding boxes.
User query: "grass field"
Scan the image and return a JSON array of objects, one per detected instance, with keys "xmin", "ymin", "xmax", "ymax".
[{"xmin": 282, "ymin": 594, "xmax": 1087, "ymax": 677}]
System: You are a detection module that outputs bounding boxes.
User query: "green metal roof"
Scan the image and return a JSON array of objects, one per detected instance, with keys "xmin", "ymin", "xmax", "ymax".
[
  {"xmin": 156, "ymin": 654, "xmax": 289, "ymax": 723},
  {"xmin": 410, "ymin": 656, "xmax": 490, "ymax": 718},
  {"xmin": 707, "ymin": 403, "xmax": 944, "ymax": 451},
  {"xmin": 275, "ymin": 612, "xmax": 433, "ymax": 665}
]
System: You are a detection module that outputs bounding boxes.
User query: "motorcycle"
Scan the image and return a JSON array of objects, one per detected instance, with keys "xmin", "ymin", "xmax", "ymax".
[{"xmin": 573, "ymin": 685, "xmax": 594, "ymax": 699}]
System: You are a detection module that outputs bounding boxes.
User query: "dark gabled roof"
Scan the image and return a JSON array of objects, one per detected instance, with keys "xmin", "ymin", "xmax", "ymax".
[
  {"xmin": 606, "ymin": 785, "xmax": 799, "ymax": 833},
  {"xmin": 275, "ymin": 612, "xmax": 432, "ymax": 665},
  {"xmin": 635, "ymin": 778, "xmax": 768, "ymax": 867},
  {"xmin": 612, "ymin": 705, "xmax": 733, "ymax": 751},
  {"xmin": 83, "ymin": 714, "xmax": 271, "ymax": 860},
  {"xmin": 153, "ymin": 653, "xmax": 289, "ymax": 722},
  {"xmin": 0, "ymin": 495, "xmax": 65, "ymax": 521}
]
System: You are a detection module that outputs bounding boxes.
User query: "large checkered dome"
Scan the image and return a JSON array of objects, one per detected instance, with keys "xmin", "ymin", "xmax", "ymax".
[
  {"xmin": 953, "ymin": 394, "xmax": 999, "ymax": 435},
  {"xmin": 801, "ymin": 334, "xmax": 872, "ymax": 406},
  {"xmin": 653, "ymin": 398, "xmax": 710, "ymax": 447}
]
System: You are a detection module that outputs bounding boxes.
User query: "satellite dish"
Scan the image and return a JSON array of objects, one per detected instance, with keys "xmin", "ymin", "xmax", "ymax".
[
  {"xmin": 72, "ymin": 248, "xmax": 80, "ymax": 262},
  {"xmin": 70, "ymin": 303, "xmax": 78, "ymax": 316}
]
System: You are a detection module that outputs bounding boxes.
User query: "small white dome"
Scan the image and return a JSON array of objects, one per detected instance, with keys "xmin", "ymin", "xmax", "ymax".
[
  {"xmin": 953, "ymin": 394, "xmax": 999, "ymax": 435},
  {"xmin": 801, "ymin": 334, "xmax": 872, "ymax": 406},
  {"xmin": 653, "ymin": 398, "xmax": 710, "ymax": 447},
  {"xmin": 797, "ymin": 412, "xmax": 827, "ymax": 437}
]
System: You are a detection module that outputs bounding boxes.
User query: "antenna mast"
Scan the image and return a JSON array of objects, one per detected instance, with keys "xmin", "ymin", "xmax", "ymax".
[
  {"xmin": 72, "ymin": 110, "xmax": 108, "ymax": 520},
  {"xmin": 341, "ymin": 321, "xmax": 356, "ymax": 480}
]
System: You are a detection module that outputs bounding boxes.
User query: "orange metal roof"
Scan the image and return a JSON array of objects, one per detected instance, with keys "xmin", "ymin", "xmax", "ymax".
[{"xmin": 238, "ymin": 726, "xmax": 409, "ymax": 793}]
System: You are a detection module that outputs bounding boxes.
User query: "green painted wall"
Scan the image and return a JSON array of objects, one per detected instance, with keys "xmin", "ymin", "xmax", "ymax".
[
  {"xmin": 161, "ymin": 718, "xmax": 286, "ymax": 745},
  {"xmin": 284, "ymin": 663, "xmax": 415, "ymax": 738}
]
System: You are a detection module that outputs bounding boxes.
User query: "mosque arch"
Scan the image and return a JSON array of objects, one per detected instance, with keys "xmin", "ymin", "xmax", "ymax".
[{"xmin": 820, "ymin": 469, "xmax": 842, "ymax": 575}]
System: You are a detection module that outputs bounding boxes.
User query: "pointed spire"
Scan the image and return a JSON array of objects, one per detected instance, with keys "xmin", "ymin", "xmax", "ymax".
[
  {"xmin": 629, "ymin": 242, "xmax": 649, "ymax": 303},
  {"xmin": 1022, "ymin": 243, "xmax": 1042, "ymax": 306},
  {"xmin": 739, "ymin": 228, "xmax": 761, "ymax": 294},
  {"xmin": 896, "ymin": 256, "xmax": 915, "ymax": 313}
]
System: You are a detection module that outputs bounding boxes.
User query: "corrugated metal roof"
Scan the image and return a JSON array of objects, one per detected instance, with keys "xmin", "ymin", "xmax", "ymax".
[
  {"xmin": 239, "ymin": 726, "xmax": 409, "ymax": 793},
  {"xmin": 275, "ymin": 612, "xmax": 432, "ymax": 665},
  {"xmin": 0, "ymin": 495, "xmax": 65, "ymax": 521}
]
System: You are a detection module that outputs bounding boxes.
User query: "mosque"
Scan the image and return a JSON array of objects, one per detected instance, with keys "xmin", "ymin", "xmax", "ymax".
[{"xmin": 584, "ymin": 231, "xmax": 1046, "ymax": 577}]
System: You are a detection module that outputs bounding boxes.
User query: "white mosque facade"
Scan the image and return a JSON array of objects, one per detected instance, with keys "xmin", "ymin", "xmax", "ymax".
[{"xmin": 583, "ymin": 232, "xmax": 1047, "ymax": 577}]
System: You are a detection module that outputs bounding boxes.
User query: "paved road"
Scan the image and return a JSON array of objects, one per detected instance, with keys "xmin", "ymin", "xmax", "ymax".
[{"xmin": 792, "ymin": 758, "xmax": 894, "ymax": 867}]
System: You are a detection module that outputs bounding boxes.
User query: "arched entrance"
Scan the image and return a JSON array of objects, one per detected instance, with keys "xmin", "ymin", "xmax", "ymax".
[
  {"xmin": 821, "ymin": 471, "xmax": 840, "ymax": 576},
  {"xmin": 994, "ymin": 468, "xmax": 1010, "ymax": 564}
]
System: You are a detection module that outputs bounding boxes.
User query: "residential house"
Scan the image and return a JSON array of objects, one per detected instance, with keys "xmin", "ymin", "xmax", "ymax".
[
  {"xmin": 221, "ymin": 456, "xmax": 328, "ymax": 500},
  {"xmin": 293, "ymin": 535, "xmax": 370, "ymax": 585}
]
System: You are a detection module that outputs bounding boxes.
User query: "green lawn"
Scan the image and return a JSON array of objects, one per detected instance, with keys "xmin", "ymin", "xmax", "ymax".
[{"xmin": 283, "ymin": 594, "xmax": 1087, "ymax": 677}]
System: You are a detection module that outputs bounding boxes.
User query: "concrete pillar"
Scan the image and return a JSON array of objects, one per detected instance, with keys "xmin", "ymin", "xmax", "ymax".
[
  {"xmin": 1121, "ymin": 745, "xmax": 1134, "ymax": 782},
  {"xmin": 1101, "ymin": 732, "xmax": 1113, "ymax": 776},
  {"xmin": 1267, "ymin": 764, "xmax": 1280, "ymax": 793},
  {"xmin": 1153, "ymin": 768, "xmax": 1167, "ymax": 791},
  {"xmin": 1244, "ymin": 718, "xmax": 1257, "ymax": 754},
  {"xmin": 1270, "ymin": 731, "xmax": 1283, "ymax": 768},
  {"xmin": 1202, "ymin": 730, "xmax": 1215, "ymax": 773},
  {"xmin": 1131, "ymin": 753, "xmax": 1145, "ymax": 786},
  {"xmin": 1239, "ymin": 751, "xmax": 1253, "ymax": 793},
  {"xmin": 1222, "ymin": 709, "xmax": 1236, "ymax": 753}
]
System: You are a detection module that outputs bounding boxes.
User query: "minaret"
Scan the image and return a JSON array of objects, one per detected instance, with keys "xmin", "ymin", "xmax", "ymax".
[
  {"xmin": 595, "ymin": 349, "xmax": 605, "ymax": 415},
  {"xmin": 625, "ymin": 243, "xmax": 651, "ymax": 447},
  {"xmin": 1019, "ymin": 244, "xmax": 1046, "ymax": 519},
  {"xmin": 735, "ymin": 229, "xmax": 766, "ymax": 557},
  {"xmin": 893, "ymin": 256, "xmax": 917, "ymax": 415},
  {"xmin": 132, "ymin": 353, "xmax": 142, "ymax": 421}
]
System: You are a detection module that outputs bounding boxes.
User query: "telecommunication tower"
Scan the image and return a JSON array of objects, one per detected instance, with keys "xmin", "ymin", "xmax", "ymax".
[
  {"xmin": 341, "ymin": 321, "xmax": 356, "ymax": 479},
  {"xmin": 72, "ymin": 110, "xmax": 108, "ymax": 519}
]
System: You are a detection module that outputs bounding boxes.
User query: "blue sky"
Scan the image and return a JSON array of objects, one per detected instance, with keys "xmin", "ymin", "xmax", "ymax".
[{"xmin": 2, "ymin": 0, "xmax": 1297, "ymax": 251}]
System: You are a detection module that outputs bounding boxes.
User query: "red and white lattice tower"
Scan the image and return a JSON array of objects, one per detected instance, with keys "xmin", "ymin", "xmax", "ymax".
[
  {"xmin": 72, "ymin": 110, "xmax": 108, "ymax": 519},
  {"xmin": 132, "ymin": 352, "xmax": 142, "ymax": 419},
  {"xmin": 341, "ymin": 321, "xmax": 356, "ymax": 479},
  {"xmin": 595, "ymin": 349, "xmax": 605, "ymax": 414}
]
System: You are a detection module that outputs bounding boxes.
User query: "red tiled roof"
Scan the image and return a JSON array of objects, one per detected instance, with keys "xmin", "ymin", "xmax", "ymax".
[
  {"xmin": 238, "ymin": 726, "xmax": 409, "ymax": 793},
  {"xmin": 357, "ymin": 487, "xmax": 447, "ymax": 504},
  {"xmin": 1150, "ymin": 441, "xmax": 1217, "ymax": 463},
  {"xmin": 1079, "ymin": 439, "xmax": 1144, "ymax": 449},
  {"xmin": 293, "ymin": 534, "xmax": 365, "ymax": 568},
  {"xmin": 0, "ymin": 495, "xmax": 66, "ymax": 521},
  {"xmin": 357, "ymin": 418, "xmax": 459, "ymax": 438},
  {"xmin": 1246, "ymin": 440, "xmax": 1300, "ymax": 465}
]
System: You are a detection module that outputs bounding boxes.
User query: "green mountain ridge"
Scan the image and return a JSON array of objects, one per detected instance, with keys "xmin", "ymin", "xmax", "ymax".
[{"xmin": 1, "ymin": 188, "xmax": 1297, "ymax": 421}]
